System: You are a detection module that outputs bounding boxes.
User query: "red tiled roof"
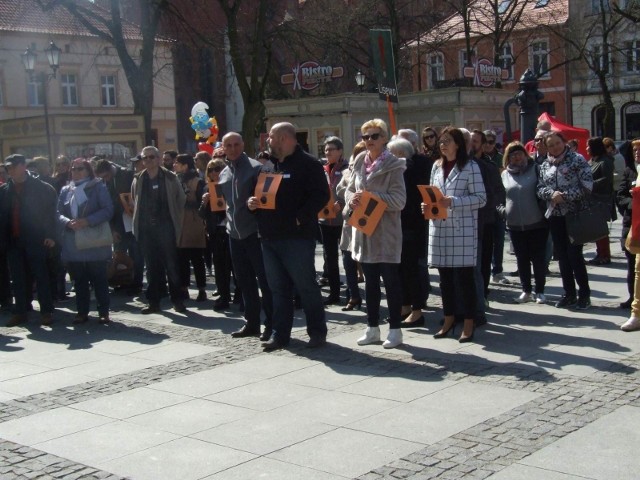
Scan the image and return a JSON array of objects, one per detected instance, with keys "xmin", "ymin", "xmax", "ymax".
[
  {"xmin": 408, "ymin": 0, "xmax": 569, "ymax": 47},
  {"xmin": 0, "ymin": 0, "xmax": 143, "ymax": 40}
]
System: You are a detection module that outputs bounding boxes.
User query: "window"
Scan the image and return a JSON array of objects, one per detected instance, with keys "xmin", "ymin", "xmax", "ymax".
[
  {"xmin": 27, "ymin": 77, "xmax": 44, "ymax": 106},
  {"xmin": 498, "ymin": 0, "xmax": 511, "ymax": 13},
  {"xmin": 626, "ymin": 40, "xmax": 640, "ymax": 72},
  {"xmin": 535, "ymin": 0, "xmax": 550, "ymax": 6},
  {"xmin": 101, "ymin": 75, "xmax": 117, "ymax": 107},
  {"xmin": 531, "ymin": 40, "xmax": 549, "ymax": 78},
  {"xmin": 61, "ymin": 73, "xmax": 78, "ymax": 106},
  {"xmin": 591, "ymin": 0, "xmax": 610, "ymax": 13},
  {"xmin": 427, "ymin": 52, "xmax": 444, "ymax": 87},
  {"xmin": 459, "ymin": 48, "xmax": 476, "ymax": 76},
  {"xmin": 499, "ymin": 44, "xmax": 514, "ymax": 80},
  {"xmin": 0, "ymin": 75, "xmax": 3, "ymax": 106}
]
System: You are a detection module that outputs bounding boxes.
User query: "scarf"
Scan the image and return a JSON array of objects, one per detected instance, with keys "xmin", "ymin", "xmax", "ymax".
[
  {"xmin": 364, "ymin": 150, "xmax": 388, "ymax": 175},
  {"xmin": 69, "ymin": 178, "xmax": 90, "ymax": 219},
  {"xmin": 547, "ymin": 146, "xmax": 570, "ymax": 166}
]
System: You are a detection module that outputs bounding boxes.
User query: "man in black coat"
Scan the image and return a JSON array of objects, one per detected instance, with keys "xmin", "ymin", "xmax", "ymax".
[{"xmin": 0, "ymin": 154, "xmax": 57, "ymax": 326}]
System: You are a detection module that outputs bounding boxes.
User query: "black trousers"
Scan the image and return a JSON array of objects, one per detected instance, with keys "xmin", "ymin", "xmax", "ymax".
[
  {"xmin": 140, "ymin": 224, "xmax": 182, "ymax": 305},
  {"xmin": 439, "ymin": 266, "xmax": 476, "ymax": 319},
  {"xmin": 178, "ymin": 248, "xmax": 206, "ymax": 290},
  {"xmin": 320, "ymin": 224, "xmax": 342, "ymax": 298}
]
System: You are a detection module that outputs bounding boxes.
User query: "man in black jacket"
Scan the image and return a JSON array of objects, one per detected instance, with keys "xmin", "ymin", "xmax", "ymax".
[
  {"xmin": 0, "ymin": 154, "xmax": 57, "ymax": 326},
  {"xmin": 248, "ymin": 122, "xmax": 329, "ymax": 351}
]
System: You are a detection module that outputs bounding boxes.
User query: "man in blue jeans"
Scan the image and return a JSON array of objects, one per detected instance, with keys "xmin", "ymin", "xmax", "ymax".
[
  {"xmin": 217, "ymin": 132, "xmax": 273, "ymax": 341},
  {"xmin": 248, "ymin": 122, "xmax": 329, "ymax": 351}
]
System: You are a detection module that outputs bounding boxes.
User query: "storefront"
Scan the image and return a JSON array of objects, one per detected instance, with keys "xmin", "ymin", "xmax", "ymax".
[{"xmin": 265, "ymin": 88, "xmax": 517, "ymax": 157}]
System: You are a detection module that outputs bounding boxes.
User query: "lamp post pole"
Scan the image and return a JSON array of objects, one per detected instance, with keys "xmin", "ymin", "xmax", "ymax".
[{"xmin": 21, "ymin": 42, "xmax": 61, "ymax": 163}]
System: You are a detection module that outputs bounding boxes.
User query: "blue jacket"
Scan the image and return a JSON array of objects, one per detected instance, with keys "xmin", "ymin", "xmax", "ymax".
[{"xmin": 58, "ymin": 178, "xmax": 114, "ymax": 262}]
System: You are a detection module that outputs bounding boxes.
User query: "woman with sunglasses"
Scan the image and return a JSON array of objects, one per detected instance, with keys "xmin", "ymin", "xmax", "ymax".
[
  {"xmin": 174, "ymin": 154, "xmax": 208, "ymax": 303},
  {"xmin": 57, "ymin": 158, "xmax": 114, "ymax": 324},
  {"xmin": 200, "ymin": 158, "xmax": 234, "ymax": 310},
  {"xmin": 428, "ymin": 127, "xmax": 486, "ymax": 343},
  {"xmin": 345, "ymin": 119, "xmax": 407, "ymax": 349},
  {"xmin": 422, "ymin": 127, "xmax": 440, "ymax": 163}
]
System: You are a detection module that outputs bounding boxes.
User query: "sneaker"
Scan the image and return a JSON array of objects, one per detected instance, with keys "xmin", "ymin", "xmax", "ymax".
[
  {"xmin": 621, "ymin": 316, "xmax": 640, "ymax": 332},
  {"xmin": 574, "ymin": 297, "xmax": 591, "ymax": 310},
  {"xmin": 555, "ymin": 295, "xmax": 577, "ymax": 308},
  {"xmin": 534, "ymin": 293, "xmax": 546, "ymax": 304},
  {"xmin": 515, "ymin": 292, "xmax": 534, "ymax": 303},
  {"xmin": 356, "ymin": 326, "xmax": 380, "ymax": 345},
  {"xmin": 382, "ymin": 329, "xmax": 403, "ymax": 349},
  {"xmin": 492, "ymin": 273, "xmax": 511, "ymax": 285}
]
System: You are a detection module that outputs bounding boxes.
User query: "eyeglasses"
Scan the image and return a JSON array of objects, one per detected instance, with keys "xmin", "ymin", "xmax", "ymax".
[
  {"xmin": 361, "ymin": 133, "xmax": 382, "ymax": 141},
  {"xmin": 423, "ymin": 134, "xmax": 436, "ymax": 140},
  {"xmin": 71, "ymin": 166, "xmax": 85, "ymax": 172},
  {"xmin": 141, "ymin": 155, "xmax": 156, "ymax": 160},
  {"xmin": 207, "ymin": 166, "xmax": 223, "ymax": 173},
  {"xmin": 439, "ymin": 138, "xmax": 453, "ymax": 146}
]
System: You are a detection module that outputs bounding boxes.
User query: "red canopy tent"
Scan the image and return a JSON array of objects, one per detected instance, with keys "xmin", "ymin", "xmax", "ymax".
[{"xmin": 538, "ymin": 112, "xmax": 590, "ymax": 158}]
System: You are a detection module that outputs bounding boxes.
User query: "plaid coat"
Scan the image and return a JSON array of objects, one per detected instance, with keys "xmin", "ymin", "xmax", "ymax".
[{"xmin": 428, "ymin": 159, "xmax": 486, "ymax": 267}]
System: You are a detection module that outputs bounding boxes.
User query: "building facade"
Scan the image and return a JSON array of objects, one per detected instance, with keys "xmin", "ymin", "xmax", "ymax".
[{"xmin": 0, "ymin": 0, "xmax": 177, "ymax": 162}]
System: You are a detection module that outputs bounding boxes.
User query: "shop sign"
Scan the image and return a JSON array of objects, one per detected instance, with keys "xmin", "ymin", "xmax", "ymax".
[
  {"xmin": 281, "ymin": 61, "xmax": 344, "ymax": 90},
  {"xmin": 463, "ymin": 57, "xmax": 509, "ymax": 87}
]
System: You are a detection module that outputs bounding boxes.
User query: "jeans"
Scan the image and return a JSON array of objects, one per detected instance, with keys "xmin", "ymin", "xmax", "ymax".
[
  {"xmin": 342, "ymin": 250, "xmax": 361, "ymax": 301},
  {"xmin": 210, "ymin": 226, "xmax": 232, "ymax": 299},
  {"xmin": 549, "ymin": 216, "xmax": 590, "ymax": 299},
  {"xmin": 229, "ymin": 233, "xmax": 273, "ymax": 331},
  {"xmin": 492, "ymin": 218, "xmax": 506, "ymax": 275},
  {"xmin": 140, "ymin": 224, "xmax": 182, "ymax": 305},
  {"xmin": 262, "ymin": 238, "xmax": 326, "ymax": 344},
  {"xmin": 510, "ymin": 228, "xmax": 548, "ymax": 294},
  {"xmin": 7, "ymin": 243, "xmax": 54, "ymax": 315},
  {"xmin": 361, "ymin": 262, "xmax": 403, "ymax": 329},
  {"xmin": 320, "ymin": 224, "xmax": 342, "ymax": 298},
  {"xmin": 67, "ymin": 261, "xmax": 110, "ymax": 316}
]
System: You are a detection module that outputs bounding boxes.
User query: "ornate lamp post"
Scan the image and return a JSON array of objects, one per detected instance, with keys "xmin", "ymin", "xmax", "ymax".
[
  {"xmin": 355, "ymin": 70, "xmax": 365, "ymax": 93},
  {"xmin": 21, "ymin": 42, "xmax": 61, "ymax": 163}
]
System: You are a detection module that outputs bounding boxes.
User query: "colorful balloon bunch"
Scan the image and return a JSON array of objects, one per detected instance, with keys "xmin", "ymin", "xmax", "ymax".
[{"xmin": 190, "ymin": 101, "xmax": 219, "ymax": 154}]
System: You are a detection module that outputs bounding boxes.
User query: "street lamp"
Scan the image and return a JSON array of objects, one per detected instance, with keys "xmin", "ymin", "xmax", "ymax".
[
  {"xmin": 355, "ymin": 70, "xmax": 365, "ymax": 93},
  {"xmin": 21, "ymin": 42, "xmax": 61, "ymax": 163}
]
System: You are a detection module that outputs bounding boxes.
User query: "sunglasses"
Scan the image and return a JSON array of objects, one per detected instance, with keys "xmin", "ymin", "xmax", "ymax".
[
  {"xmin": 362, "ymin": 133, "xmax": 382, "ymax": 141},
  {"xmin": 534, "ymin": 138, "xmax": 544, "ymax": 142},
  {"xmin": 71, "ymin": 166, "xmax": 85, "ymax": 172},
  {"xmin": 141, "ymin": 155, "xmax": 156, "ymax": 160},
  {"xmin": 423, "ymin": 134, "xmax": 436, "ymax": 140},
  {"xmin": 207, "ymin": 166, "xmax": 223, "ymax": 173}
]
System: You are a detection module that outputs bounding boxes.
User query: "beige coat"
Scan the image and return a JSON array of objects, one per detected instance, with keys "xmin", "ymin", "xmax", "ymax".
[{"xmin": 344, "ymin": 151, "xmax": 406, "ymax": 264}]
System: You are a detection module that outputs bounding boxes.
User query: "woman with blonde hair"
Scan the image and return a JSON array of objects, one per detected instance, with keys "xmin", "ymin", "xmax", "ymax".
[{"xmin": 345, "ymin": 119, "xmax": 406, "ymax": 348}]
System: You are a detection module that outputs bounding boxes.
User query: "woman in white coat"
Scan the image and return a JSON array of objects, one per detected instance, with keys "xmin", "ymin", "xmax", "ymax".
[
  {"xmin": 427, "ymin": 127, "xmax": 486, "ymax": 343},
  {"xmin": 345, "ymin": 119, "xmax": 407, "ymax": 349}
]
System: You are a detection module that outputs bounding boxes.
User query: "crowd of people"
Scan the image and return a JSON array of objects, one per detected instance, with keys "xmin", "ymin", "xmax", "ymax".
[{"xmin": 0, "ymin": 118, "xmax": 638, "ymax": 352}]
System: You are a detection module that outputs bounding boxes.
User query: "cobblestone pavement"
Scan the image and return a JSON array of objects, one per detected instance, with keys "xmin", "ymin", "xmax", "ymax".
[{"xmin": 0, "ymin": 236, "xmax": 638, "ymax": 479}]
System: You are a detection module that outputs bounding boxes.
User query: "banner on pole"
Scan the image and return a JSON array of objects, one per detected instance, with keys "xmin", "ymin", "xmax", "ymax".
[{"xmin": 369, "ymin": 29, "xmax": 398, "ymax": 104}]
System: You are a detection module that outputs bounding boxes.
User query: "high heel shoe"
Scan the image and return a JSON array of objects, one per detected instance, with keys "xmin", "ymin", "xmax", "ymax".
[
  {"xmin": 342, "ymin": 299, "xmax": 362, "ymax": 311},
  {"xmin": 459, "ymin": 319, "xmax": 474, "ymax": 343},
  {"xmin": 400, "ymin": 315, "xmax": 425, "ymax": 328},
  {"xmin": 433, "ymin": 321, "xmax": 455, "ymax": 339}
]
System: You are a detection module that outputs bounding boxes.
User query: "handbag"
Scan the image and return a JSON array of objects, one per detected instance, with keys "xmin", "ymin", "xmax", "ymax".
[
  {"xmin": 565, "ymin": 200, "xmax": 609, "ymax": 245},
  {"xmin": 75, "ymin": 221, "xmax": 113, "ymax": 250}
]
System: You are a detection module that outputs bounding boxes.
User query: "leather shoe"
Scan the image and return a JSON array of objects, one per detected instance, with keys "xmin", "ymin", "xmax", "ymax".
[
  {"xmin": 6, "ymin": 314, "xmax": 27, "ymax": 327},
  {"xmin": 400, "ymin": 315, "xmax": 425, "ymax": 328},
  {"xmin": 213, "ymin": 297, "xmax": 230, "ymax": 311},
  {"xmin": 73, "ymin": 314, "xmax": 89, "ymax": 325},
  {"xmin": 41, "ymin": 313, "xmax": 53, "ymax": 326},
  {"xmin": 260, "ymin": 328, "xmax": 273, "ymax": 342},
  {"xmin": 141, "ymin": 304, "xmax": 160, "ymax": 314},
  {"xmin": 306, "ymin": 336, "xmax": 327, "ymax": 348},
  {"xmin": 323, "ymin": 296, "xmax": 341, "ymax": 306},
  {"xmin": 173, "ymin": 302, "xmax": 187, "ymax": 313},
  {"xmin": 231, "ymin": 325, "xmax": 260, "ymax": 338},
  {"xmin": 262, "ymin": 337, "xmax": 287, "ymax": 352}
]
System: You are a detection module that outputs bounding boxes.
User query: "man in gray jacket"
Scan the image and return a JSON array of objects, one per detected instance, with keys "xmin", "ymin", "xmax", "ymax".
[{"xmin": 218, "ymin": 132, "xmax": 273, "ymax": 340}]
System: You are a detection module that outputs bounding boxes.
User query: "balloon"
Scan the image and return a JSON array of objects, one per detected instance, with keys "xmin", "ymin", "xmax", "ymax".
[
  {"xmin": 189, "ymin": 101, "xmax": 219, "ymax": 143},
  {"xmin": 197, "ymin": 142, "xmax": 214, "ymax": 154}
]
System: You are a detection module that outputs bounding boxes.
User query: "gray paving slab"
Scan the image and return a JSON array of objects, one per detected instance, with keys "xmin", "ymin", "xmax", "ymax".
[{"xmin": 0, "ymin": 228, "xmax": 638, "ymax": 480}]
